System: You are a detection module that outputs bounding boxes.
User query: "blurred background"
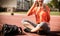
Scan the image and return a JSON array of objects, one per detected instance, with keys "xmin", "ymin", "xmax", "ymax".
[
  {"xmin": 0, "ymin": 0, "xmax": 60, "ymax": 15},
  {"xmin": 0, "ymin": 1, "xmax": 60, "ymax": 36}
]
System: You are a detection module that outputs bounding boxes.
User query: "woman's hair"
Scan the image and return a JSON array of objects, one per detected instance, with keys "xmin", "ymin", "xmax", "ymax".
[{"xmin": 35, "ymin": 1, "xmax": 39, "ymax": 7}]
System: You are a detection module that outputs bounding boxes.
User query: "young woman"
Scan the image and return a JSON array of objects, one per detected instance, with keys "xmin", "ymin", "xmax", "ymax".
[{"xmin": 22, "ymin": 0, "xmax": 50, "ymax": 34}]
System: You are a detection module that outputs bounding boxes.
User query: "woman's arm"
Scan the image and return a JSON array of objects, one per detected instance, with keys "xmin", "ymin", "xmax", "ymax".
[
  {"xmin": 31, "ymin": 25, "xmax": 40, "ymax": 32},
  {"xmin": 31, "ymin": 24, "xmax": 43, "ymax": 32},
  {"xmin": 27, "ymin": 2, "xmax": 36, "ymax": 16}
]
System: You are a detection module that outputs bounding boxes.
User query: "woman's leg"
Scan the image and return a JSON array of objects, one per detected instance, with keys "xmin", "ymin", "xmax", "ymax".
[
  {"xmin": 21, "ymin": 19, "xmax": 37, "ymax": 29},
  {"xmin": 0, "ymin": 24, "xmax": 3, "ymax": 36},
  {"xmin": 30, "ymin": 22, "xmax": 50, "ymax": 33},
  {"xmin": 37, "ymin": 22, "xmax": 50, "ymax": 34},
  {"xmin": 0, "ymin": 24, "xmax": 3, "ymax": 32}
]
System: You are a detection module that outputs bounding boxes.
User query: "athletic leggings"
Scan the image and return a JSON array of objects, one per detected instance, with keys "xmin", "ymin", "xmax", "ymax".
[{"xmin": 22, "ymin": 19, "xmax": 50, "ymax": 32}]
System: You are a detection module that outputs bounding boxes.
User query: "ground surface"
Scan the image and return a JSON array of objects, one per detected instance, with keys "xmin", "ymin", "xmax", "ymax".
[{"xmin": 0, "ymin": 14, "xmax": 60, "ymax": 36}]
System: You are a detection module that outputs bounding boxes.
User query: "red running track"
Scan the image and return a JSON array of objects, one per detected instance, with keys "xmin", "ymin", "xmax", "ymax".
[{"xmin": 0, "ymin": 15, "xmax": 60, "ymax": 36}]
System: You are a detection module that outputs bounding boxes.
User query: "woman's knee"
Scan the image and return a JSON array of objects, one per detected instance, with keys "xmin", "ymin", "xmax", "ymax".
[
  {"xmin": 38, "ymin": 22, "xmax": 49, "ymax": 29},
  {"xmin": 39, "ymin": 22, "xmax": 50, "ymax": 30},
  {"xmin": 21, "ymin": 19, "xmax": 29, "ymax": 24},
  {"xmin": 40, "ymin": 22, "xmax": 47, "ymax": 24}
]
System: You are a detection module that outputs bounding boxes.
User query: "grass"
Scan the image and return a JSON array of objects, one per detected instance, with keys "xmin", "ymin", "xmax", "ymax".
[
  {"xmin": 0, "ymin": 11, "xmax": 60, "ymax": 15},
  {"xmin": 50, "ymin": 11, "xmax": 60, "ymax": 15},
  {"xmin": 15, "ymin": 11, "xmax": 60, "ymax": 15},
  {"xmin": 0, "ymin": 12, "xmax": 27, "ymax": 14},
  {"xmin": 15, "ymin": 12, "xmax": 27, "ymax": 14}
]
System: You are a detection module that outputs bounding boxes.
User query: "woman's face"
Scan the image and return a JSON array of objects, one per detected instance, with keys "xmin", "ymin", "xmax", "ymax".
[{"xmin": 38, "ymin": 0, "xmax": 44, "ymax": 6}]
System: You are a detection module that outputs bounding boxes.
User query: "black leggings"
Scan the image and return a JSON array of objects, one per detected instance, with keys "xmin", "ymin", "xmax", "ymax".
[
  {"xmin": 23, "ymin": 20, "xmax": 37, "ymax": 27},
  {"xmin": 22, "ymin": 20, "xmax": 50, "ymax": 33}
]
